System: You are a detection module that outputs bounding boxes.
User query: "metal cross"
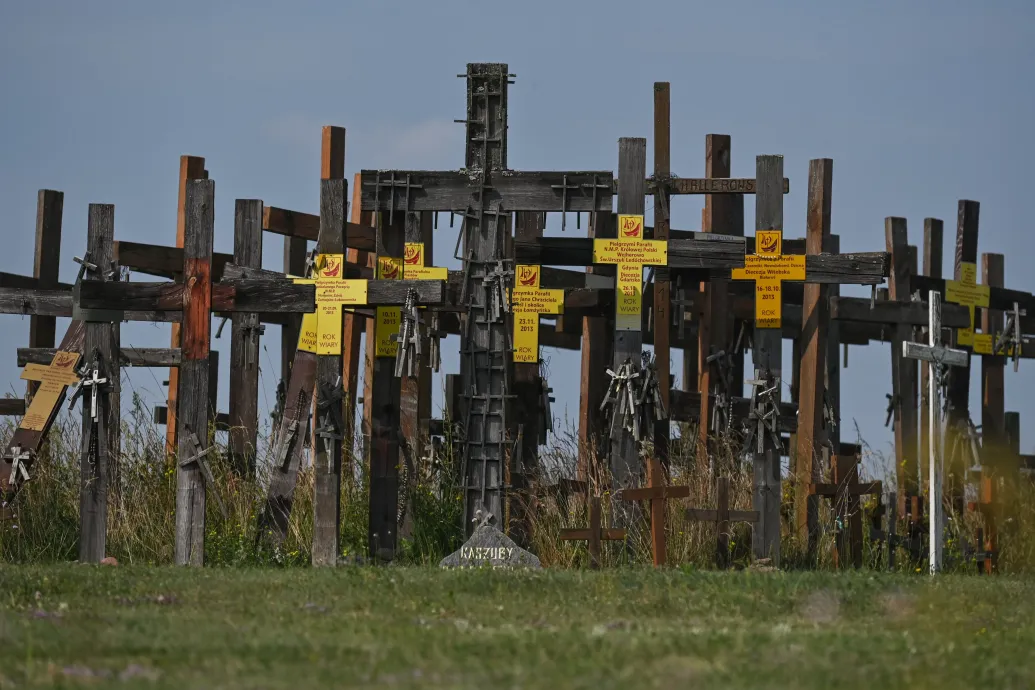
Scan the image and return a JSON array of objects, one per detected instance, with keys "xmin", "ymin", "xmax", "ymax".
[
  {"xmin": 994, "ymin": 301, "xmax": 1024, "ymax": 372},
  {"xmin": 472, "ymin": 508, "xmax": 495, "ymax": 529},
  {"xmin": 68, "ymin": 363, "xmax": 109, "ymax": 422},
  {"xmin": 743, "ymin": 371, "xmax": 782, "ymax": 456}
]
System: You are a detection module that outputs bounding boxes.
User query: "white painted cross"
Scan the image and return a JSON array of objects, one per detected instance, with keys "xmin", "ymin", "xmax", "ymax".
[{"xmin": 902, "ymin": 290, "xmax": 968, "ymax": 574}]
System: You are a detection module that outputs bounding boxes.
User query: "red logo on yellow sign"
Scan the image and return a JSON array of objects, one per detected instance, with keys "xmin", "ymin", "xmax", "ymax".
[
  {"xmin": 320, "ymin": 255, "xmax": 342, "ymax": 278},
  {"xmin": 756, "ymin": 230, "xmax": 782, "ymax": 256},
  {"xmin": 518, "ymin": 265, "xmax": 539, "ymax": 287},
  {"xmin": 378, "ymin": 256, "xmax": 400, "ymax": 279},
  {"xmin": 404, "ymin": 244, "xmax": 422, "ymax": 265},
  {"xmin": 619, "ymin": 214, "xmax": 643, "ymax": 239}
]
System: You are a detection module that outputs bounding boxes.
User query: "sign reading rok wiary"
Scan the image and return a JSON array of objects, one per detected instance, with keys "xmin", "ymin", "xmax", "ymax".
[{"xmin": 439, "ymin": 523, "xmax": 543, "ymax": 569}]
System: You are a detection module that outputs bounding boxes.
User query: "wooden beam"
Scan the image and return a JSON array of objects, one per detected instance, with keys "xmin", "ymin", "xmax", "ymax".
[
  {"xmin": 0, "ymin": 399, "xmax": 26, "ymax": 416},
  {"xmin": 652, "ymin": 83, "xmax": 672, "ymax": 478},
  {"xmin": 114, "ymin": 240, "xmax": 234, "ymax": 281},
  {"xmin": 359, "ymin": 170, "xmax": 614, "ymax": 213},
  {"xmin": 263, "ymin": 206, "xmax": 377, "ymax": 251},
  {"xmin": 228, "ymin": 200, "xmax": 263, "ymax": 477},
  {"xmin": 19, "ymin": 347, "xmax": 179, "ymax": 367},
  {"xmin": 830, "ymin": 295, "xmax": 971, "ymax": 327},
  {"xmin": 174, "ymin": 180, "xmax": 214, "ymax": 566},
  {"xmin": 981, "ymin": 254, "xmax": 1006, "ymax": 464},
  {"xmin": 579, "ymin": 212, "xmax": 614, "ymax": 479},
  {"xmin": 670, "ymin": 389, "xmax": 798, "ymax": 433},
  {"xmin": 919, "ymin": 218, "xmax": 943, "ymax": 487},
  {"xmin": 343, "ymin": 173, "xmax": 375, "ymax": 439},
  {"xmin": 282, "ymin": 233, "xmax": 308, "ymax": 391},
  {"xmin": 615, "ymin": 177, "xmax": 791, "ymax": 195},
  {"xmin": 27, "ymin": 190, "xmax": 64, "ymax": 403}
]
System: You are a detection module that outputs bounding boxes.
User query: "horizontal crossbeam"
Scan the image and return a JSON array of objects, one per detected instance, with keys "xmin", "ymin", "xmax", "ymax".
[
  {"xmin": 831, "ymin": 296, "xmax": 972, "ymax": 328},
  {"xmin": 262, "ymin": 206, "xmax": 377, "ymax": 249},
  {"xmin": 515, "ymin": 235, "xmax": 746, "ymax": 270},
  {"xmin": 360, "ymin": 170, "xmax": 614, "ymax": 213},
  {"xmin": 912, "ymin": 274, "xmax": 1035, "ymax": 314},
  {"xmin": 18, "ymin": 347, "xmax": 181, "ymax": 368},
  {"xmin": 0, "ymin": 272, "xmax": 74, "ymax": 291},
  {"xmin": 903, "ymin": 341, "xmax": 968, "ymax": 368},
  {"xmin": 617, "ymin": 177, "xmax": 790, "ymax": 195}
]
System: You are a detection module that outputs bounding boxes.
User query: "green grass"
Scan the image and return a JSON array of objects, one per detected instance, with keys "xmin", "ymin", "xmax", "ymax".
[{"xmin": 0, "ymin": 566, "xmax": 1032, "ymax": 689}]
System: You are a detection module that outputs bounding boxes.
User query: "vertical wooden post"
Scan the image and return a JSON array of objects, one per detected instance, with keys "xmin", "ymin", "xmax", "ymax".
[
  {"xmin": 886, "ymin": 218, "xmax": 920, "ymax": 510},
  {"xmin": 79, "ymin": 204, "xmax": 119, "ymax": 563},
  {"xmin": 343, "ymin": 174, "xmax": 375, "ymax": 458},
  {"xmin": 716, "ymin": 476, "xmax": 731, "ymax": 569},
  {"xmin": 229, "ymin": 200, "xmax": 263, "ymax": 477},
  {"xmin": 795, "ymin": 159, "xmax": 833, "ymax": 560},
  {"xmin": 174, "ymin": 180, "xmax": 215, "ymax": 566},
  {"xmin": 824, "ymin": 233, "xmax": 841, "ymax": 461},
  {"xmin": 400, "ymin": 212, "xmax": 434, "ymax": 462},
  {"xmin": 511, "ymin": 211, "xmax": 546, "ymax": 546},
  {"xmin": 578, "ymin": 212, "xmax": 613, "ymax": 482},
  {"xmin": 312, "ymin": 127, "xmax": 347, "ymax": 567},
  {"xmin": 27, "ymin": 190, "xmax": 64, "ymax": 403},
  {"xmin": 281, "ymin": 236, "xmax": 308, "ymax": 384},
  {"xmin": 946, "ymin": 201, "xmax": 980, "ymax": 506},
  {"xmin": 167, "ymin": 156, "xmax": 207, "ymax": 456},
  {"xmin": 1005, "ymin": 412, "xmax": 1021, "ymax": 470},
  {"xmin": 697, "ymin": 135, "xmax": 735, "ymax": 472},
  {"xmin": 610, "ymin": 138, "xmax": 647, "ymax": 498},
  {"xmin": 979, "ymin": 253, "xmax": 1005, "ymax": 574},
  {"xmin": 652, "ymin": 83, "xmax": 672, "ymax": 472},
  {"xmin": 751, "ymin": 155, "xmax": 784, "ymax": 566},
  {"xmin": 366, "ymin": 213, "xmax": 404, "ymax": 562},
  {"xmin": 920, "ymin": 219, "xmax": 944, "ymax": 475}
]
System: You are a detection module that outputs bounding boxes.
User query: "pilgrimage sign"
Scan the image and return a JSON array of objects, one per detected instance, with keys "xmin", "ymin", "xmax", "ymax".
[
  {"xmin": 18, "ymin": 350, "xmax": 81, "ymax": 431},
  {"xmin": 440, "ymin": 513, "xmax": 543, "ymax": 569}
]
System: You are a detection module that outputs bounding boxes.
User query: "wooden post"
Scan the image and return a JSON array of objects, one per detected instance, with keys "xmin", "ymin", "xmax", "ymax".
[
  {"xmin": 27, "ymin": 190, "xmax": 63, "ymax": 403},
  {"xmin": 920, "ymin": 219, "xmax": 944, "ymax": 479},
  {"xmin": 344, "ymin": 174, "xmax": 374, "ymax": 460},
  {"xmin": 610, "ymin": 138, "xmax": 647, "ymax": 499},
  {"xmin": 652, "ymin": 83, "xmax": 672, "ymax": 472},
  {"xmin": 946, "ymin": 201, "xmax": 981, "ymax": 506},
  {"xmin": 366, "ymin": 212, "xmax": 404, "ymax": 562},
  {"xmin": 312, "ymin": 128, "xmax": 348, "ymax": 567},
  {"xmin": 795, "ymin": 159, "xmax": 833, "ymax": 560},
  {"xmin": 978, "ymin": 252, "xmax": 1005, "ymax": 574},
  {"xmin": 228, "ymin": 199, "xmax": 263, "ymax": 477},
  {"xmin": 578, "ymin": 212, "xmax": 613, "ymax": 482},
  {"xmin": 78, "ymin": 204, "xmax": 119, "ymax": 563},
  {"xmin": 512, "ymin": 211, "xmax": 546, "ymax": 546},
  {"xmin": 697, "ymin": 135, "xmax": 735, "ymax": 472},
  {"xmin": 400, "ymin": 211, "xmax": 434, "ymax": 467},
  {"xmin": 174, "ymin": 180, "xmax": 215, "ymax": 566},
  {"xmin": 281, "ymin": 235, "xmax": 307, "ymax": 385},
  {"xmin": 167, "ymin": 156, "xmax": 207, "ymax": 456},
  {"xmin": 885, "ymin": 218, "xmax": 920, "ymax": 518},
  {"xmin": 750, "ymin": 155, "xmax": 784, "ymax": 566}
]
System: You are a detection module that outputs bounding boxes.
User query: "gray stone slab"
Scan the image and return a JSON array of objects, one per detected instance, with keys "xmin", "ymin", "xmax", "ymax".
[{"xmin": 439, "ymin": 524, "xmax": 542, "ymax": 569}]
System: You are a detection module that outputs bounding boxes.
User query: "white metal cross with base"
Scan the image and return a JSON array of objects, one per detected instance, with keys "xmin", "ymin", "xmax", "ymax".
[{"xmin": 902, "ymin": 290, "xmax": 968, "ymax": 574}]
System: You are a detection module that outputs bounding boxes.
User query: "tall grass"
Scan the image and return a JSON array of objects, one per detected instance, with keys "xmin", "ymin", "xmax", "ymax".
[{"xmin": 2, "ymin": 392, "xmax": 1033, "ymax": 572}]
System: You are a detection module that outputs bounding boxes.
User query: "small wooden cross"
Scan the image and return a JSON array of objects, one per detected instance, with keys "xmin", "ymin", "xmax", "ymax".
[
  {"xmin": 809, "ymin": 455, "xmax": 882, "ymax": 569},
  {"xmin": 18, "ymin": 350, "xmax": 82, "ymax": 432},
  {"xmin": 511, "ymin": 264, "xmax": 564, "ymax": 363},
  {"xmin": 685, "ymin": 476, "xmax": 759, "ymax": 569},
  {"xmin": 559, "ymin": 494, "xmax": 627, "ymax": 569},
  {"xmin": 618, "ymin": 457, "xmax": 689, "ymax": 566}
]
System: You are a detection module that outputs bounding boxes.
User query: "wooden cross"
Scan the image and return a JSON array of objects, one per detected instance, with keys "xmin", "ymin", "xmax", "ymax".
[
  {"xmin": 617, "ymin": 457, "xmax": 689, "ymax": 566},
  {"xmin": 16, "ymin": 350, "xmax": 81, "ymax": 432},
  {"xmin": 902, "ymin": 289, "xmax": 968, "ymax": 573},
  {"xmin": 809, "ymin": 455, "xmax": 882, "ymax": 569},
  {"xmin": 685, "ymin": 476, "xmax": 759, "ymax": 569},
  {"xmin": 559, "ymin": 494, "xmax": 627, "ymax": 569},
  {"xmin": 511, "ymin": 264, "xmax": 564, "ymax": 363}
]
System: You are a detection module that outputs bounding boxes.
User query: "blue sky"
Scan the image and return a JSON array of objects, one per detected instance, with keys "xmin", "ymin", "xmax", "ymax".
[{"xmin": 1, "ymin": 1, "xmax": 1033, "ymax": 478}]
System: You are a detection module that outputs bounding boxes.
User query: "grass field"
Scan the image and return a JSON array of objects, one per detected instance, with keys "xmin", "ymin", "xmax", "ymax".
[{"xmin": 0, "ymin": 566, "xmax": 1032, "ymax": 689}]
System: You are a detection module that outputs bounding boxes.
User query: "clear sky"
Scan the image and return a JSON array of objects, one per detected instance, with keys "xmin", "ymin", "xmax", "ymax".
[{"xmin": 1, "ymin": 1, "xmax": 1033, "ymax": 480}]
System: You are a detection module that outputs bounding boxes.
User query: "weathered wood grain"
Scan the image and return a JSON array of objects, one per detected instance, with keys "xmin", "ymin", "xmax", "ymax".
[
  {"xmin": 114, "ymin": 240, "xmax": 234, "ymax": 281},
  {"xmin": 263, "ymin": 205, "xmax": 377, "ymax": 250},
  {"xmin": 18, "ymin": 347, "xmax": 180, "ymax": 367},
  {"xmin": 652, "ymin": 83, "xmax": 672, "ymax": 486},
  {"xmin": 615, "ymin": 177, "xmax": 791, "ymax": 195},
  {"xmin": 229, "ymin": 199, "xmax": 263, "ymax": 477},
  {"xmin": 579, "ymin": 212, "xmax": 614, "ymax": 479},
  {"xmin": 28, "ymin": 190, "xmax": 64, "ymax": 403},
  {"xmin": 919, "ymin": 219, "xmax": 944, "ymax": 474},
  {"xmin": 830, "ymin": 295, "xmax": 971, "ymax": 327},
  {"xmin": 0, "ymin": 399, "xmax": 26, "ymax": 416}
]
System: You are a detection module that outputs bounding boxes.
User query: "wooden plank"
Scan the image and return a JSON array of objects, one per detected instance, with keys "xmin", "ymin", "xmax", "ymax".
[
  {"xmin": 167, "ymin": 156, "xmax": 206, "ymax": 456},
  {"xmin": 697, "ymin": 134, "xmax": 736, "ymax": 468},
  {"xmin": 282, "ymin": 234, "xmax": 308, "ymax": 389},
  {"xmin": 652, "ymin": 83, "xmax": 672, "ymax": 478},
  {"xmin": 174, "ymin": 179, "xmax": 214, "ymax": 566},
  {"xmin": 342, "ymin": 173, "xmax": 375, "ymax": 438},
  {"xmin": 366, "ymin": 212, "xmax": 404, "ymax": 562},
  {"xmin": 263, "ymin": 206, "xmax": 376, "ymax": 250},
  {"xmin": 114, "ymin": 240, "xmax": 234, "ymax": 281},
  {"xmin": 885, "ymin": 218, "xmax": 919, "ymax": 507},
  {"xmin": 919, "ymin": 218, "xmax": 944, "ymax": 486},
  {"xmin": 18, "ymin": 347, "xmax": 179, "ymax": 367},
  {"xmin": 511, "ymin": 210, "xmax": 545, "ymax": 547},
  {"xmin": 78, "ymin": 204, "xmax": 120, "ymax": 563},
  {"xmin": 946, "ymin": 201, "xmax": 980, "ymax": 505},
  {"xmin": 795, "ymin": 159, "xmax": 832, "ymax": 558},
  {"xmin": 515, "ymin": 234, "xmax": 746, "ymax": 270},
  {"xmin": 615, "ymin": 177, "xmax": 791, "ymax": 195},
  {"xmin": 578, "ymin": 213, "xmax": 613, "ymax": 480},
  {"xmin": 399, "ymin": 211, "xmax": 433, "ymax": 496},
  {"xmin": 228, "ymin": 200, "xmax": 263, "ymax": 477},
  {"xmin": 830, "ymin": 295, "xmax": 971, "ymax": 327},
  {"xmin": 0, "ymin": 399, "xmax": 26, "ymax": 416},
  {"xmin": 610, "ymin": 138, "xmax": 647, "ymax": 507},
  {"xmin": 981, "ymin": 254, "xmax": 1006, "ymax": 463},
  {"xmin": 312, "ymin": 175, "xmax": 347, "ymax": 567},
  {"xmin": 359, "ymin": 170, "xmax": 614, "ymax": 213},
  {"xmin": 0, "ymin": 272, "xmax": 72, "ymax": 291},
  {"xmin": 27, "ymin": 190, "xmax": 64, "ymax": 403},
  {"xmin": 751, "ymin": 154, "xmax": 784, "ymax": 566},
  {"xmin": 824, "ymin": 234, "xmax": 842, "ymax": 462}
]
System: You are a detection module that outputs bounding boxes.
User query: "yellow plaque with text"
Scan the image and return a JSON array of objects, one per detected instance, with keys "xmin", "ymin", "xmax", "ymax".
[
  {"xmin": 730, "ymin": 231, "xmax": 806, "ymax": 329},
  {"xmin": 375, "ymin": 256, "xmax": 404, "ymax": 358}
]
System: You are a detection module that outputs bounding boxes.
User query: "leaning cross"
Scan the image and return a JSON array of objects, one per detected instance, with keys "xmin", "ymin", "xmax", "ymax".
[
  {"xmin": 511, "ymin": 264, "xmax": 564, "ymax": 363},
  {"xmin": 559, "ymin": 494, "xmax": 627, "ymax": 569},
  {"xmin": 902, "ymin": 290, "xmax": 968, "ymax": 574},
  {"xmin": 617, "ymin": 457, "xmax": 689, "ymax": 566},
  {"xmin": 18, "ymin": 350, "xmax": 82, "ymax": 431}
]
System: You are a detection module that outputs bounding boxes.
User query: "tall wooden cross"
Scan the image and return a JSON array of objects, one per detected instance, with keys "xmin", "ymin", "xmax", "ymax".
[
  {"xmin": 902, "ymin": 290, "xmax": 968, "ymax": 573},
  {"xmin": 359, "ymin": 63, "xmax": 615, "ymax": 536}
]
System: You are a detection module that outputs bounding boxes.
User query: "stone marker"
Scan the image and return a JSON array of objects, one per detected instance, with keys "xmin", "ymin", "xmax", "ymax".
[{"xmin": 440, "ymin": 521, "xmax": 542, "ymax": 569}]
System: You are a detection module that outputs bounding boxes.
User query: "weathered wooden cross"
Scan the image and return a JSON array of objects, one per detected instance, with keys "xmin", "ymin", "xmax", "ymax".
[
  {"xmin": 685, "ymin": 476, "xmax": 759, "ymax": 569},
  {"xmin": 809, "ymin": 455, "xmax": 882, "ymax": 569},
  {"xmin": 902, "ymin": 289, "xmax": 968, "ymax": 573},
  {"xmin": 559, "ymin": 494, "xmax": 627, "ymax": 569},
  {"xmin": 617, "ymin": 457, "xmax": 690, "ymax": 566}
]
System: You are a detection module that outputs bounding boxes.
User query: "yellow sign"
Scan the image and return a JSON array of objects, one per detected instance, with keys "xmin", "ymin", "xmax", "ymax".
[
  {"xmin": 375, "ymin": 256, "xmax": 403, "ymax": 358},
  {"xmin": 590, "ymin": 215, "xmax": 667, "ymax": 332},
  {"xmin": 293, "ymin": 254, "xmax": 369, "ymax": 355},
  {"xmin": 731, "ymin": 230, "xmax": 806, "ymax": 329},
  {"xmin": 973, "ymin": 333, "xmax": 1016, "ymax": 356},
  {"xmin": 511, "ymin": 265, "xmax": 564, "ymax": 363},
  {"xmin": 19, "ymin": 351, "xmax": 81, "ymax": 431},
  {"xmin": 404, "ymin": 242, "xmax": 424, "ymax": 269},
  {"xmin": 945, "ymin": 262, "xmax": 990, "ymax": 347},
  {"xmin": 405, "ymin": 266, "xmax": 448, "ymax": 281}
]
